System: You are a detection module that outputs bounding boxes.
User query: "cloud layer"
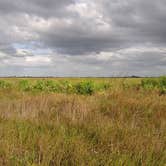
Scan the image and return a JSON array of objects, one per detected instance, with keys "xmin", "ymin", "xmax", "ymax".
[{"xmin": 0, "ymin": 0, "xmax": 166, "ymax": 76}]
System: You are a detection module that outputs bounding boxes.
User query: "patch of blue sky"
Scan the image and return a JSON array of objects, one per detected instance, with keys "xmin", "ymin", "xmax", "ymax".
[{"xmin": 13, "ymin": 42, "xmax": 52, "ymax": 55}]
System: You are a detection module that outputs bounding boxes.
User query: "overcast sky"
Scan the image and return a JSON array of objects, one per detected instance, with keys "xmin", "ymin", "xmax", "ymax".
[{"xmin": 0, "ymin": 0, "xmax": 166, "ymax": 76}]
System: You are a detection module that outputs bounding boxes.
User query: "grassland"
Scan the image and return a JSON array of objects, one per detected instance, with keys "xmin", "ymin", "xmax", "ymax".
[{"xmin": 0, "ymin": 77, "xmax": 166, "ymax": 166}]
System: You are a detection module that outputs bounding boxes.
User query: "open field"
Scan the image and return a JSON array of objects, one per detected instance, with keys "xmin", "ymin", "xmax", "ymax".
[{"xmin": 0, "ymin": 77, "xmax": 166, "ymax": 166}]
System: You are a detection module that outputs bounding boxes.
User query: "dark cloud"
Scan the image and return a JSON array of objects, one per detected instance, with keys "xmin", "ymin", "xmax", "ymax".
[
  {"xmin": 31, "ymin": 0, "xmax": 166, "ymax": 55},
  {"xmin": 0, "ymin": 0, "xmax": 74, "ymax": 18},
  {"xmin": 102, "ymin": 0, "xmax": 166, "ymax": 44}
]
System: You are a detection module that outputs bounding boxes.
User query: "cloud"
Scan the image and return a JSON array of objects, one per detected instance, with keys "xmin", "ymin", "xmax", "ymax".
[{"xmin": 0, "ymin": 0, "xmax": 166, "ymax": 76}]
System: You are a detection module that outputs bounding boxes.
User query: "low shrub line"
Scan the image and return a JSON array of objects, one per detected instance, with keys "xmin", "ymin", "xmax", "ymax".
[
  {"xmin": 0, "ymin": 76, "xmax": 165, "ymax": 95},
  {"xmin": 0, "ymin": 80, "xmax": 111, "ymax": 95}
]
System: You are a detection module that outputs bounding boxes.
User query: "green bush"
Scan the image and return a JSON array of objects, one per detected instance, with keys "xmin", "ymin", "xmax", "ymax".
[
  {"xmin": 31, "ymin": 80, "xmax": 110, "ymax": 95},
  {"xmin": 58, "ymin": 80, "xmax": 74, "ymax": 93},
  {"xmin": 33, "ymin": 80, "xmax": 46, "ymax": 91},
  {"xmin": 159, "ymin": 77, "xmax": 166, "ymax": 87},
  {"xmin": 44, "ymin": 80, "xmax": 60, "ymax": 92},
  {"xmin": 32, "ymin": 80, "xmax": 74, "ymax": 93},
  {"xmin": 141, "ymin": 77, "xmax": 166, "ymax": 94},
  {"xmin": 0, "ymin": 79, "xmax": 112, "ymax": 95},
  {"xmin": 141, "ymin": 78, "xmax": 158, "ymax": 90},
  {"xmin": 158, "ymin": 77, "xmax": 166, "ymax": 94},
  {"xmin": 18, "ymin": 80, "xmax": 32, "ymax": 91},
  {"xmin": 0, "ymin": 80, "xmax": 12, "ymax": 89},
  {"xmin": 75, "ymin": 81, "xmax": 95, "ymax": 95}
]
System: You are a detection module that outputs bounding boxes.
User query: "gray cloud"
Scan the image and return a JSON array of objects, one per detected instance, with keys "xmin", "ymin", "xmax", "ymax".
[
  {"xmin": 0, "ymin": 0, "xmax": 74, "ymax": 18},
  {"xmin": 0, "ymin": 0, "xmax": 166, "ymax": 76}
]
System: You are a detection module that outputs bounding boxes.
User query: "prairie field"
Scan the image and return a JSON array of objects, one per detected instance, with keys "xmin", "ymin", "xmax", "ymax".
[{"xmin": 0, "ymin": 77, "xmax": 166, "ymax": 166}]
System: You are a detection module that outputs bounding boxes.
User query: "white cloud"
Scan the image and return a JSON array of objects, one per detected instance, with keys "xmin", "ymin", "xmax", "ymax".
[
  {"xmin": 0, "ymin": 52, "xmax": 7, "ymax": 58},
  {"xmin": 96, "ymin": 52, "xmax": 113, "ymax": 61},
  {"xmin": 25, "ymin": 55, "xmax": 51, "ymax": 65}
]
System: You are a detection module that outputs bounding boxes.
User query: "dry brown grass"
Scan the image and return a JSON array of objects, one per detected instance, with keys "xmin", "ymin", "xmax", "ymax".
[{"xmin": 0, "ymin": 80, "xmax": 166, "ymax": 165}]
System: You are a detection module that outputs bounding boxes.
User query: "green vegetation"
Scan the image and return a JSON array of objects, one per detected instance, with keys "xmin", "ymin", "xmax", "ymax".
[
  {"xmin": 0, "ymin": 79, "xmax": 111, "ymax": 95},
  {"xmin": 141, "ymin": 77, "xmax": 166, "ymax": 94},
  {"xmin": 0, "ymin": 77, "xmax": 166, "ymax": 165},
  {"xmin": 19, "ymin": 80, "xmax": 32, "ymax": 91},
  {"xmin": 0, "ymin": 80, "xmax": 12, "ymax": 89},
  {"xmin": 75, "ymin": 81, "xmax": 95, "ymax": 95}
]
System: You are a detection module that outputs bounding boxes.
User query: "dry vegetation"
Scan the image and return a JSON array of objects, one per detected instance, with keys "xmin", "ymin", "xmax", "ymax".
[{"xmin": 0, "ymin": 78, "xmax": 166, "ymax": 166}]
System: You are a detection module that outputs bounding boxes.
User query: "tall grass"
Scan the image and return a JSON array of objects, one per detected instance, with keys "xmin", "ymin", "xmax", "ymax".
[{"xmin": 0, "ymin": 78, "xmax": 165, "ymax": 165}]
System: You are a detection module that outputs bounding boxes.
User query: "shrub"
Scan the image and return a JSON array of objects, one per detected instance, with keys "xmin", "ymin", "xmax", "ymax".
[
  {"xmin": 58, "ymin": 80, "xmax": 74, "ymax": 93},
  {"xmin": 33, "ymin": 80, "xmax": 46, "ymax": 92},
  {"xmin": 31, "ymin": 80, "xmax": 110, "ymax": 95},
  {"xmin": 18, "ymin": 80, "xmax": 32, "ymax": 91},
  {"xmin": 45, "ymin": 80, "xmax": 59, "ymax": 92},
  {"xmin": 141, "ymin": 78, "xmax": 158, "ymax": 90},
  {"xmin": 75, "ymin": 81, "xmax": 95, "ymax": 95},
  {"xmin": 0, "ymin": 80, "xmax": 12, "ymax": 89},
  {"xmin": 159, "ymin": 76, "xmax": 166, "ymax": 88},
  {"xmin": 32, "ymin": 80, "xmax": 74, "ymax": 93},
  {"xmin": 158, "ymin": 77, "xmax": 166, "ymax": 94},
  {"xmin": 141, "ymin": 77, "xmax": 166, "ymax": 94}
]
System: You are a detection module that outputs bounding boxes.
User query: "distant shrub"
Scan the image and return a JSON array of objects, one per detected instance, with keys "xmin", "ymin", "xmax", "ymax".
[
  {"xmin": 158, "ymin": 77, "xmax": 166, "ymax": 94},
  {"xmin": 0, "ymin": 79, "xmax": 112, "ymax": 95},
  {"xmin": 32, "ymin": 80, "xmax": 71, "ymax": 93},
  {"xmin": 75, "ymin": 81, "xmax": 95, "ymax": 95},
  {"xmin": 141, "ymin": 78, "xmax": 158, "ymax": 90},
  {"xmin": 159, "ymin": 76, "xmax": 166, "ymax": 88},
  {"xmin": 0, "ymin": 80, "xmax": 12, "ymax": 89},
  {"xmin": 44, "ymin": 80, "xmax": 59, "ymax": 92},
  {"xmin": 18, "ymin": 80, "xmax": 32, "ymax": 91},
  {"xmin": 141, "ymin": 77, "xmax": 166, "ymax": 94},
  {"xmin": 58, "ymin": 80, "xmax": 74, "ymax": 93},
  {"xmin": 33, "ymin": 80, "xmax": 48, "ymax": 92},
  {"xmin": 31, "ymin": 80, "xmax": 110, "ymax": 95},
  {"xmin": 33, "ymin": 80, "xmax": 47, "ymax": 92}
]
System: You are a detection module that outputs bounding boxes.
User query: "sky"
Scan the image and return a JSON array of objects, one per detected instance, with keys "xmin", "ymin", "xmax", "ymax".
[{"xmin": 0, "ymin": 0, "xmax": 166, "ymax": 77}]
